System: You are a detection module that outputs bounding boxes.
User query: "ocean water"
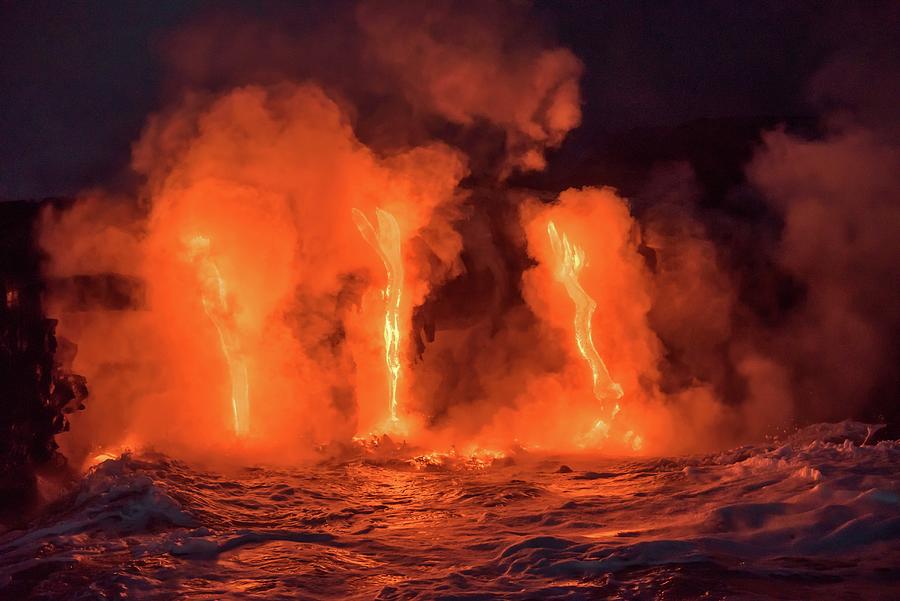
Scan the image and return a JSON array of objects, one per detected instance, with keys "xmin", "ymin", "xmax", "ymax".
[{"xmin": 1, "ymin": 422, "xmax": 898, "ymax": 600}]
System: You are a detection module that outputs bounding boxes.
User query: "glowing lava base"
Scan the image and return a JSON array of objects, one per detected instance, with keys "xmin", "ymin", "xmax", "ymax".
[{"xmin": 1, "ymin": 422, "xmax": 898, "ymax": 599}]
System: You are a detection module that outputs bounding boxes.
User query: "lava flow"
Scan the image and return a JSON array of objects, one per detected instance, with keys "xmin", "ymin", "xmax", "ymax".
[
  {"xmin": 352, "ymin": 208, "xmax": 404, "ymax": 426},
  {"xmin": 188, "ymin": 235, "xmax": 250, "ymax": 437},
  {"xmin": 547, "ymin": 220, "xmax": 623, "ymax": 420}
]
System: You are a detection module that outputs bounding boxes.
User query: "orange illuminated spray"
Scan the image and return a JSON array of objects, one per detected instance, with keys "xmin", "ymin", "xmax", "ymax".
[
  {"xmin": 547, "ymin": 221, "xmax": 623, "ymax": 435},
  {"xmin": 188, "ymin": 236, "xmax": 250, "ymax": 436},
  {"xmin": 352, "ymin": 208, "xmax": 404, "ymax": 424}
]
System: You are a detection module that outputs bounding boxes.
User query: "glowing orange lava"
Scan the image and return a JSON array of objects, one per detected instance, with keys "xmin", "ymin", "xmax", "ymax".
[
  {"xmin": 188, "ymin": 235, "xmax": 250, "ymax": 436},
  {"xmin": 352, "ymin": 208, "xmax": 404, "ymax": 425},
  {"xmin": 547, "ymin": 220, "xmax": 623, "ymax": 425}
]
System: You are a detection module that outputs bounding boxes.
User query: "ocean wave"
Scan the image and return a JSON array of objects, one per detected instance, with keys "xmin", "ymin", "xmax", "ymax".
[{"xmin": 1, "ymin": 421, "xmax": 898, "ymax": 599}]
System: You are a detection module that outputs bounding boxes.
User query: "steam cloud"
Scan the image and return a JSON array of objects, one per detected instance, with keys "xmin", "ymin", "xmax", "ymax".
[{"xmin": 39, "ymin": 1, "xmax": 900, "ymax": 464}]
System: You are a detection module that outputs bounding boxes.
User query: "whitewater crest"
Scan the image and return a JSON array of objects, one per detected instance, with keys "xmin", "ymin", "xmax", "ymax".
[{"xmin": 1, "ymin": 422, "xmax": 898, "ymax": 599}]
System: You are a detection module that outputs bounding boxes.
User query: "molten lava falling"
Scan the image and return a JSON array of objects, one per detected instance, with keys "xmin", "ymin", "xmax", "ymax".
[
  {"xmin": 352, "ymin": 208, "xmax": 404, "ymax": 424},
  {"xmin": 188, "ymin": 236, "xmax": 250, "ymax": 436},
  {"xmin": 547, "ymin": 221, "xmax": 623, "ymax": 419}
]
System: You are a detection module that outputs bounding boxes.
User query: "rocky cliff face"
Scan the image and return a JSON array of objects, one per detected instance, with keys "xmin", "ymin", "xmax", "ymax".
[{"xmin": 0, "ymin": 199, "xmax": 87, "ymax": 514}]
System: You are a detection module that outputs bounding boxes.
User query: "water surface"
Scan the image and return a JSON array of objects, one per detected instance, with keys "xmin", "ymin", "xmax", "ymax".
[{"xmin": 2, "ymin": 423, "xmax": 898, "ymax": 599}]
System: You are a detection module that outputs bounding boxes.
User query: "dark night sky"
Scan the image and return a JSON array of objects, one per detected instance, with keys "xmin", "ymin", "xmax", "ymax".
[{"xmin": 1, "ymin": 1, "xmax": 883, "ymax": 199}]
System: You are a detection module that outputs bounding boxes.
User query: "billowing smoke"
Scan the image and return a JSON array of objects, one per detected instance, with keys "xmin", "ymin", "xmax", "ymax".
[
  {"xmin": 43, "ymin": 84, "xmax": 466, "ymax": 462},
  {"xmin": 158, "ymin": 0, "xmax": 582, "ymax": 176},
  {"xmin": 38, "ymin": 1, "xmax": 900, "ymax": 464},
  {"xmin": 747, "ymin": 127, "xmax": 900, "ymax": 423},
  {"xmin": 356, "ymin": 0, "xmax": 583, "ymax": 173},
  {"xmin": 593, "ymin": 4, "xmax": 900, "ymax": 444},
  {"xmin": 40, "ymin": 1, "xmax": 589, "ymax": 463}
]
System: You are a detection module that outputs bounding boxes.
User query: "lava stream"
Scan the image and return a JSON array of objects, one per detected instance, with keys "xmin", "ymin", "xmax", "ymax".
[
  {"xmin": 188, "ymin": 235, "xmax": 250, "ymax": 436},
  {"xmin": 547, "ymin": 221, "xmax": 623, "ymax": 416},
  {"xmin": 352, "ymin": 208, "xmax": 404, "ymax": 424}
]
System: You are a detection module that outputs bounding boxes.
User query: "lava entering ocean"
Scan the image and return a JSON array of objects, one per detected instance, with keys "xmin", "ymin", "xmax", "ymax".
[
  {"xmin": 352, "ymin": 208, "xmax": 405, "ymax": 428},
  {"xmin": 546, "ymin": 220, "xmax": 628, "ymax": 446},
  {"xmin": 42, "ymin": 72, "xmax": 682, "ymax": 460},
  {"xmin": 27, "ymin": 16, "xmax": 744, "ymax": 461},
  {"xmin": 188, "ymin": 235, "xmax": 250, "ymax": 437},
  {"xmin": 3, "ymin": 1, "xmax": 900, "ymax": 599},
  {"xmin": 30, "ymin": 0, "xmax": 898, "ymax": 468}
]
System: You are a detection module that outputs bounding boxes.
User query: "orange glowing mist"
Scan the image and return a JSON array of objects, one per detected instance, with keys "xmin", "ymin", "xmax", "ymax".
[
  {"xmin": 352, "ymin": 208, "xmax": 404, "ymax": 424},
  {"xmin": 188, "ymin": 235, "xmax": 250, "ymax": 437}
]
